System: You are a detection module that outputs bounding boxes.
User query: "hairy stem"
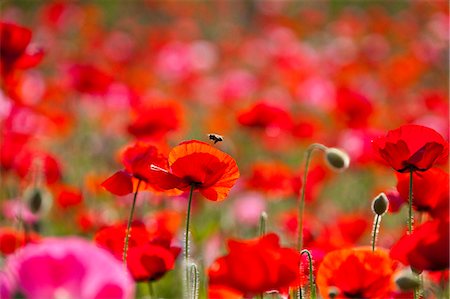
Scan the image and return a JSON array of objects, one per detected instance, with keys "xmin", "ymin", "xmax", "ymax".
[
  {"xmin": 123, "ymin": 179, "xmax": 142, "ymax": 266},
  {"xmin": 371, "ymin": 214, "xmax": 381, "ymax": 252},
  {"xmin": 408, "ymin": 169, "xmax": 414, "ymax": 234}
]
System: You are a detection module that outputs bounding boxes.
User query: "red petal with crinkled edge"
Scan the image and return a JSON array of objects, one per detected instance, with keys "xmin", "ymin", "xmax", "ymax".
[{"xmin": 101, "ymin": 170, "xmax": 133, "ymax": 196}]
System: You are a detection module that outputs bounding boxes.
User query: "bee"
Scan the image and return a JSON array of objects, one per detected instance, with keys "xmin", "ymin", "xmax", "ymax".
[{"xmin": 208, "ymin": 133, "xmax": 224, "ymax": 144}]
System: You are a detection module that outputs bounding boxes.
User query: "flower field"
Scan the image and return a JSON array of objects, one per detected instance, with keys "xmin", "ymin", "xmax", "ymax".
[{"xmin": 0, "ymin": 1, "xmax": 449, "ymax": 299}]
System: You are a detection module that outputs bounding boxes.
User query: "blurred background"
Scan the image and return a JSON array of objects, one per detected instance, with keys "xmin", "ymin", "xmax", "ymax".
[{"xmin": 1, "ymin": 1, "xmax": 448, "ymax": 297}]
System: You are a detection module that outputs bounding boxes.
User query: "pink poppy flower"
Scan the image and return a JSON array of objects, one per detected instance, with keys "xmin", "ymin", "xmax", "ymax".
[{"xmin": 4, "ymin": 238, "xmax": 134, "ymax": 299}]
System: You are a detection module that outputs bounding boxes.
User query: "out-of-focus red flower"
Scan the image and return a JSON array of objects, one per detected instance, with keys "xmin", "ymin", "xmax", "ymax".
[
  {"xmin": 208, "ymin": 285, "xmax": 243, "ymax": 299},
  {"xmin": 396, "ymin": 168, "xmax": 449, "ymax": 218},
  {"xmin": 68, "ymin": 64, "xmax": 113, "ymax": 95},
  {"xmin": 237, "ymin": 102, "xmax": 293, "ymax": 136},
  {"xmin": 317, "ymin": 247, "xmax": 396, "ymax": 299},
  {"xmin": 372, "ymin": 124, "xmax": 448, "ymax": 173},
  {"xmin": 146, "ymin": 210, "xmax": 182, "ymax": 242},
  {"xmin": 385, "ymin": 189, "xmax": 405, "ymax": 213},
  {"xmin": 0, "ymin": 22, "xmax": 44, "ymax": 76},
  {"xmin": 293, "ymin": 164, "xmax": 328, "ymax": 202},
  {"xmin": 246, "ymin": 161, "xmax": 296, "ymax": 198},
  {"xmin": 390, "ymin": 218, "xmax": 449, "ymax": 272},
  {"xmin": 127, "ymin": 102, "xmax": 182, "ymax": 140},
  {"xmin": 0, "ymin": 227, "xmax": 40, "ymax": 255},
  {"xmin": 94, "ymin": 222, "xmax": 151, "ymax": 260},
  {"xmin": 208, "ymin": 233, "xmax": 301, "ymax": 297},
  {"xmin": 14, "ymin": 151, "xmax": 62, "ymax": 185},
  {"xmin": 94, "ymin": 222, "xmax": 180, "ymax": 282},
  {"xmin": 127, "ymin": 240, "xmax": 181, "ymax": 282},
  {"xmin": 101, "ymin": 142, "xmax": 173, "ymax": 196},
  {"xmin": 148, "ymin": 140, "xmax": 239, "ymax": 201},
  {"xmin": 0, "ymin": 131, "xmax": 30, "ymax": 172},
  {"xmin": 334, "ymin": 87, "xmax": 373, "ymax": 129},
  {"xmin": 54, "ymin": 185, "xmax": 83, "ymax": 209}
]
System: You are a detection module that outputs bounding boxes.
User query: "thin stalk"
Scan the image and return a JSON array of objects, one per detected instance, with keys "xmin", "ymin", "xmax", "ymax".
[
  {"xmin": 184, "ymin": 185, "xmax": 195, "ymax": 299},
  {"xmin": 123, "ymin": 179, "xmax": 142, "ymax": 266},
  {"xmin": 301, "ymin": 249, "xmax": 316, "ymax": 299},
  {"xmin": 259, "ymin": 212, "xmax": 267, "ymax": 236},
  {"xmin": 371, "ymin": 215, "xmax": 381, "ymax": 252},
  {"xmin": 148, "ymin": 281, "xmax": 155, "ymax": 299},
  {"xmin": 408, "ymin": 169, "xmax": 414, "ymax": 234},
  {"xmin": 297, "ymin": 143, "xmax": 327, "ymax": 251}
]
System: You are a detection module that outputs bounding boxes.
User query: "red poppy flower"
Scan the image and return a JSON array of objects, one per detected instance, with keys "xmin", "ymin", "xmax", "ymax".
[
  {"xmin": 68, "ymin": 64, "xmax": 113, "ymax": 95},
  {"xmin": 127, "ymin": 102, "xmax": 182, "ymax": 140},
  {"xmin": 54, "ymin": 185, "xmax": 83, "ymax": 209},
  {"xmin": 390, "ymin": 218, "xmax": 449, "ymax": 272},
  {"xmin": 101, "ymin": 142, "xmax": 172, "ymax": 196},
  {"xmin": 246, "ymin": 161, "xmax": 296, "ymax": 197},
  {"xmin": 316, "ymin": 247, "xmax": 396, "ymax": 299},
  {"xmin": 0, "ymin": 22, "xmax": 44, "ymax": 76},
  {"xmin": 237, "ymin": 102, "xmax": 293, "ymax": 136},
  {"xmin": 94, "ymin": 222, "xmax": 151, "ymax": 260},
  {"xmin": 396, "ymin": 168, "xmax": 449, "ymax": 218},
  {"xmin": 208, "ymin": 233, "xmax": 301, "ymax": 297},
  {"xmin": 0, "ymin": 227, "xmax": 40, "ymax": 255},
  {"xmin": 0, "ymin": 131, "xmax": 30, "ymax": 172},
  {"xmin": 334, "ymin": 87, "xmax": 373, "ymax": 129},
  {"xmin": 14, "ymin": 151, "xmax": 62, "ymax": 185},
  {"xmin": 148, "ymin": 140, "xmax": 239, "ymax": 201},
  {"xmin": 372, "ymin": 124, "xmax": 448, "ymax": 173},
  {"xmin": 127, "ymin": 240, "xmax": 181, "ymax": 282},
  {"xmin": 94, "ymin": 222, "xmax": 180, "ymax": 281}
]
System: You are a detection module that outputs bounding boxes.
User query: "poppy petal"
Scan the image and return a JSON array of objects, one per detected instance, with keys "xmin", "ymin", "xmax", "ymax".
[{"xmin": 101, "ymin": 170, "xmax": 133, "ymax": 196}]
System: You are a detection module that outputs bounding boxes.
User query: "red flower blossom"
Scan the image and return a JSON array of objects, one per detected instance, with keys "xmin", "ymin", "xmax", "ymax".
[
  {"xmin": 246, "ymin": 161, "xmax": 296, "ymax": 197},
  {"xmin": 317, "ymin": 247, "xmax": 396, "ymax": 299},
  {"xmin": 94, "ymin": 222, "xmax": 180, "ymax": 281},
  {"xmin": 208, "ymin": 233, "xmax": 301, "ymax": 297},
  {"xmin": 54, "ymin": 185, "xmax": 83, "ymax": 209},
  {"xmin": 396, "ymin": 168, "xmax": 449, "ymax": 218},
  {"xmin": 372, "ymin": 124, "xmax": 448, "ymax": 173},
  {"xmin": 237, "ymin": 102, "xmax": 293, "ymax": 136},
  {"xmin": 334, "ymin": 87, "xmax": 373, "ymax": 129},
  {"xmin": 0, "ymin": 22, "xmax": 44, "ymax": 76},
  {"xmin": 148, "ymin": 140, "xmax": 239, "ymax": 201},
  {"xmin": 127, "ymin": 240, "xmax": 181, "ymax": 282},
  {"xmin": 14, "ymin": 151, "xmax": 62, "ymax": 184},
  {"xmin": 390, "ymin": 218, "xmax": 449, "ymax": 272},
  {"xmin": 0, "ymin": 131, "xmax": 30, "ymax": 172},
  {"xmin": 101, "ymin": 142, "xmax": 173, "ymax": 196},
  {"xmin": 68, "ymin": 64, "xmax": 113, "ymax": 95},
  {"xmin": 0, "ymin": 227, "xmax": 40, "ymax": 255},
  {"xmin": 127, "ymin": 102, "xmax": 182, "ymax": 141}
]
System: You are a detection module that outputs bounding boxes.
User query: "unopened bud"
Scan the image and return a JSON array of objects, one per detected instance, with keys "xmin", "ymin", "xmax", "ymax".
[
  {"xmin": 395, "ymin": 269, "xmax": 420, "ymax": 291},
  {"xmin": 372, "ymin": 193, "xmax": 389, "ymax": 216},
  {"xmin": 324, "ymin": 148, "xmax": 350, "ymax": 172},
  {"xmin": 328, "ymin": 286, "xmax": 340, "ymax": 298},
  {"xmin": 24, "ymin": 187, "xmax": 52, "ymax": 215}
]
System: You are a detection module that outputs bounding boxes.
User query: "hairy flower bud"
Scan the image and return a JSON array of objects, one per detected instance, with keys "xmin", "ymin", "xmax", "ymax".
[
  {"xmin": 394, "ymin": 269, "xmax": 420, "ymax": 291},
  {"xmin": 372, "ymin": 193, "xmax": 389, "ymax": 216},
  {"xmin": 324, "ymin": 148, "xmax": 350, "ymax": 172}
]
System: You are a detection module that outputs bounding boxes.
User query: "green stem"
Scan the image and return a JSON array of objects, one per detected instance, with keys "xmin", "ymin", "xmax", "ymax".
[
  {"xmin": 297, "ymin": 143, "xmax": 327, "ymax": 251},
  {"xmin": 371, "ymin": 215, "xmax": 380, "ymax": 252},
  {"xmin": 123, "ymin": 179, "xmax": 142, "ymax": 266},
  {"xmin": 185, "ymin": 184, "xmax": 195, "ymax": 298},
  {"xmin": 301, "ymin": 249, "xmax": 316, "ymax": 299},
  {"xmin": 259, "ymin": 212, "xmax": 267, "ymax": 237},
  {"xmin": 408, "ymin": 169, "xmax": 414, "ymax": 235},
  {"xmin": 148, "ymin": 281, "xmax": 155, "ymax": 299}
]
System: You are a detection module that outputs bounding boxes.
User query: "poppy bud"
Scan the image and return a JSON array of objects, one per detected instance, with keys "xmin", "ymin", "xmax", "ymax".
[
  {"xmin": 23, "ymin": 187, "xmax": 52, "ymax": 215},
  {"xmin": 372, "ymin": 193, "xmax": 389, "ymax": 216},
  {"xmin": 394, "ymin": 269, "xmax": 420, "ymax": 291},
  {"xmin": 328, "ymin": 286, "xmax": 340, "ymax": 298},
  {"xmin": 324, "ymin": 148, "xmax": 350, "ymax": 172}
]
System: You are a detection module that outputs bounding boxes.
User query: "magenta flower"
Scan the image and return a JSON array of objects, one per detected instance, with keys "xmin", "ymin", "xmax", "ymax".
[{"xmin": 3, "ymin": 238, "xmax": 134, "ymax": 299}]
